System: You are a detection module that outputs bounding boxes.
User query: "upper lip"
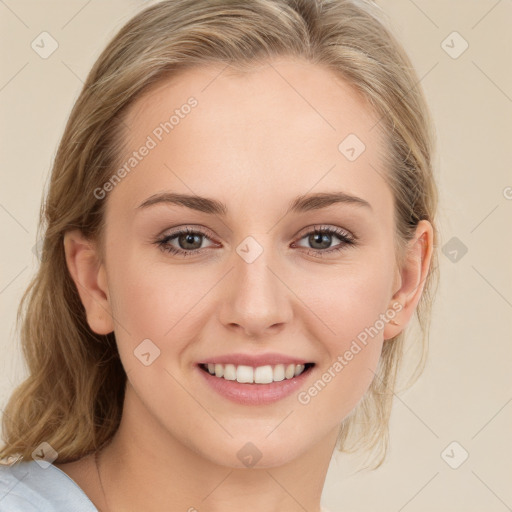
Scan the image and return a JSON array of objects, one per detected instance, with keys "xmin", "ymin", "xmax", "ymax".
[{"xmin": 197, "ymin": 352, "xmax": 312, "ymax": 367}]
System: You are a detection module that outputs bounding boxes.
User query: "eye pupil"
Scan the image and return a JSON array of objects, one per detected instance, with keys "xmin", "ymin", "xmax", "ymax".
[
  {"xmin": 180, "ymin": 233, "xmax": 202, "ymax": 250},
  {"xmin": 309, "ymin": 232, "xmax": 331, "ymax": 250}
]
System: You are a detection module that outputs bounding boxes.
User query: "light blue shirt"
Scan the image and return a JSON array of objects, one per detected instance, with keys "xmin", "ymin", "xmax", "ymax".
[{"xmin": 0, "ymin": 460, "xmax": 98, "ymax": 511}]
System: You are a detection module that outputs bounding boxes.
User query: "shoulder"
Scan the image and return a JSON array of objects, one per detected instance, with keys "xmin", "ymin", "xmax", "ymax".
[{"xmin": 0, "ymin": 460, "xmax": 98, "ymax": 511}]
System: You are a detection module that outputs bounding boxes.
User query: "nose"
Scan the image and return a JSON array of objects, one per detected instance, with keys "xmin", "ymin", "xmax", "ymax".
[{"xmin": 218, "ymin": 239, "xmax": 293, "ymax": 338}]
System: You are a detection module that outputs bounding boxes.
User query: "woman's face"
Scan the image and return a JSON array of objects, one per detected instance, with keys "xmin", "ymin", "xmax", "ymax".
[{"xmin": 94, "ymin": 57, "xmax": 408, "ymax": 468}]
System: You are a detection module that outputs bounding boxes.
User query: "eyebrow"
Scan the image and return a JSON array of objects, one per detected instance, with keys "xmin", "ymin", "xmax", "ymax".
[{"xmin": 136, "ymin": 191, "xmax": 372, "ymax": 215}]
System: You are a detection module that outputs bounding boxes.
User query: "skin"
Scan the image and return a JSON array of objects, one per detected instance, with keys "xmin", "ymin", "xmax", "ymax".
[{"xmin": 58, "ymin": 57, "xmax": 433, "ymax": 512}]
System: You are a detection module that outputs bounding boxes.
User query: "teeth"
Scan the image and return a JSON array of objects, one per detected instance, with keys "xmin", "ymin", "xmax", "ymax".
[
  {"xmin": 236, "ymin": 365, "xmax": 253, "ymax": 383},
  {"xmin": 273, "ymin": 364, "xmax": 285, "ymax": 382},
  {"xmin": 203, "ymin": 362, "xmax": 309, "ymax": 383},
  {"xmin": 285, "ymin": 364, "xmax": 295, "ymax": 379},
  {"xmin": 214, "ymin": 364, "xmax": 224, "ymax": 378},
  {"xmin": 254, "ymin": 365, "xmax": 273, "ymax": 384},
  {"xmin": 223, "ymin": 364, "xmax": 237, "ymax": 381}
]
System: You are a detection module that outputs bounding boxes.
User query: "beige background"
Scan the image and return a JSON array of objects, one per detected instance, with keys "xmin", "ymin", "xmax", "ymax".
[{"xmin": 1, "ymin": 1, "xmax": 511, "ymax": 511}]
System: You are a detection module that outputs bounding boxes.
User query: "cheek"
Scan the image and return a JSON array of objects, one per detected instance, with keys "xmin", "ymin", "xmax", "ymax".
[
  {"xmin": 107, "ymin": 238, "xmax": 199, "ymax": 321},
  {"xmin": 296, "ymin": 275, "xmax": 388, "ymax": 424},
  {"xmin": 294, "ymin": 253, "xmax": 394, "ymax": 409},
  {"xmin": 296, "ymin": 337, "xmax": 382, "ymax": 436},
  {"xmin": 298, "ymin": 255, "xmax": 395, "ymax": 349},
  {"xmin": 106, "ymin": 251, "xmax": 222, "ymax": 372}
]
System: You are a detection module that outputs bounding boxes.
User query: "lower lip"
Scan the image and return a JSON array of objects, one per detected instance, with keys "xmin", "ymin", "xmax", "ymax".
[{"xmin": 197, "ymin": 365, "xmax": 314, "ymax": 406}]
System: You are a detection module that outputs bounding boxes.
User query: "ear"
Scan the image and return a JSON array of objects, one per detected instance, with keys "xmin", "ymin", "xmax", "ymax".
[
  {"xmin": 63, "ymin": 229, "xmax": 114, "ymax": 335},
  {"xmin": 383, "ymin": 220, "xmax": 434, "ymax": 341}
]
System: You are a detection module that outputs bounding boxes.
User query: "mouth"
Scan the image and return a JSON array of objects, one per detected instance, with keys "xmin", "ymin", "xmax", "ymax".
[{"xmin": 198, "ymin": 362, "xmax": 316, "ymax": 384}]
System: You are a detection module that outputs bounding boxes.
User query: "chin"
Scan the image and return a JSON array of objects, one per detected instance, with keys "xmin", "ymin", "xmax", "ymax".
[{"xmin": 194, "ymin": 433, "xmax": 310, "ymax": 470}]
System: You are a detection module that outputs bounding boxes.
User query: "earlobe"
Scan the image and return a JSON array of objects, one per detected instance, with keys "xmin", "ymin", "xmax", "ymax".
[
  {"xmin": 63, "ymin": 229, "xmax": 114, "ymax": 335},
  {"xmin": 383, "ymin": 220, "xmax": 434, "ymax": 340}
]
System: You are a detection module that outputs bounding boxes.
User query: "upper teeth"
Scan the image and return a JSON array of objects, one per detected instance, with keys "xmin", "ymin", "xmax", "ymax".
[{"xmin": 205, "ymin": 363, "xmax": 307, "ymax": 384}]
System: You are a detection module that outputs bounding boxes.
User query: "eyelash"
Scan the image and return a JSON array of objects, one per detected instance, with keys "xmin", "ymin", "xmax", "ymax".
[{"xmin": 155, "ymin": 225, "xmax": 357, "ymax": 259}]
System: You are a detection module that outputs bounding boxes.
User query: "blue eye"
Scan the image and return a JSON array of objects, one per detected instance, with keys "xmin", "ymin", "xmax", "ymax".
[
  {"xmin": 156, "ymin": 227, "xmax": 217, "ymax": 257},
  {"xmin": 155, "ymin": 225, "xmax": 356, "ymax": 258},
  {"xmin": 292, "ymin": 225, "xmax": 356, "ymax": 257}
]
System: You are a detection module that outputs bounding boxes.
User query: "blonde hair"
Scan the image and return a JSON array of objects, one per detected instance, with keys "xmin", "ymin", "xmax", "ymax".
[{"xmin": 0, "ymin": 0, "xmax": 439, "ymax": 469}]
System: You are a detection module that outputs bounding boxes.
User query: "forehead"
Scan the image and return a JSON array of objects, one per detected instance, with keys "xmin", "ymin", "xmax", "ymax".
[{"xmin": 111, "ymin": 57, "xmax": 391, "ymax": 218}]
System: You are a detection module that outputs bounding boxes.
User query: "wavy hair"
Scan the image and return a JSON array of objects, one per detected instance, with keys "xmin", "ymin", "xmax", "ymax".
[{"xmin": 0, "ymin": 0, "xmax": 439, "ymax": 469}]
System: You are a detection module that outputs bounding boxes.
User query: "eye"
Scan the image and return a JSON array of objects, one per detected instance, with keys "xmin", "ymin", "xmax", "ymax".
[
  {"xmin": 155, "ymin": 227, "xmax": 217, "ymax": 257},
  {"xmin": 154, "ymin": 224, "xmax": 357, "ymax": 258},
  {"xmin": 292, "ymin": 225, "xmax": 356, "ymax": 257}
]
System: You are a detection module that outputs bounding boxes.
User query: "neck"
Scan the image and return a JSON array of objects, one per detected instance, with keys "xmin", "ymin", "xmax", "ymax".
[{"xmin": 96, "ymin": 383, "xmax": 338, "ymax": 512}]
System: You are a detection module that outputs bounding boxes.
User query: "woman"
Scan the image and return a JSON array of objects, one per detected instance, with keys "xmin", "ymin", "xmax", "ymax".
[{"xmin": 0, "ymin": 0, "xmax": 438, "ymax": 511}]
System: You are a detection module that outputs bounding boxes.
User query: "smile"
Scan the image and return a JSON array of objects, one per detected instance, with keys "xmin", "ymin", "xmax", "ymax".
[
  {"xmin": 197, "ymin": 362, "xmax": 316, "ymax": 405},
  {"xmin": 199, "ymin": 362, "xmax": 315, "ymax": 384}
]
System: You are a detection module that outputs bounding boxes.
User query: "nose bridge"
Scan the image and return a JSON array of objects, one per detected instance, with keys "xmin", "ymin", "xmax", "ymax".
[{"xmin": 219, "ymin": 233, "xmax": 292, "ymax": 336}]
